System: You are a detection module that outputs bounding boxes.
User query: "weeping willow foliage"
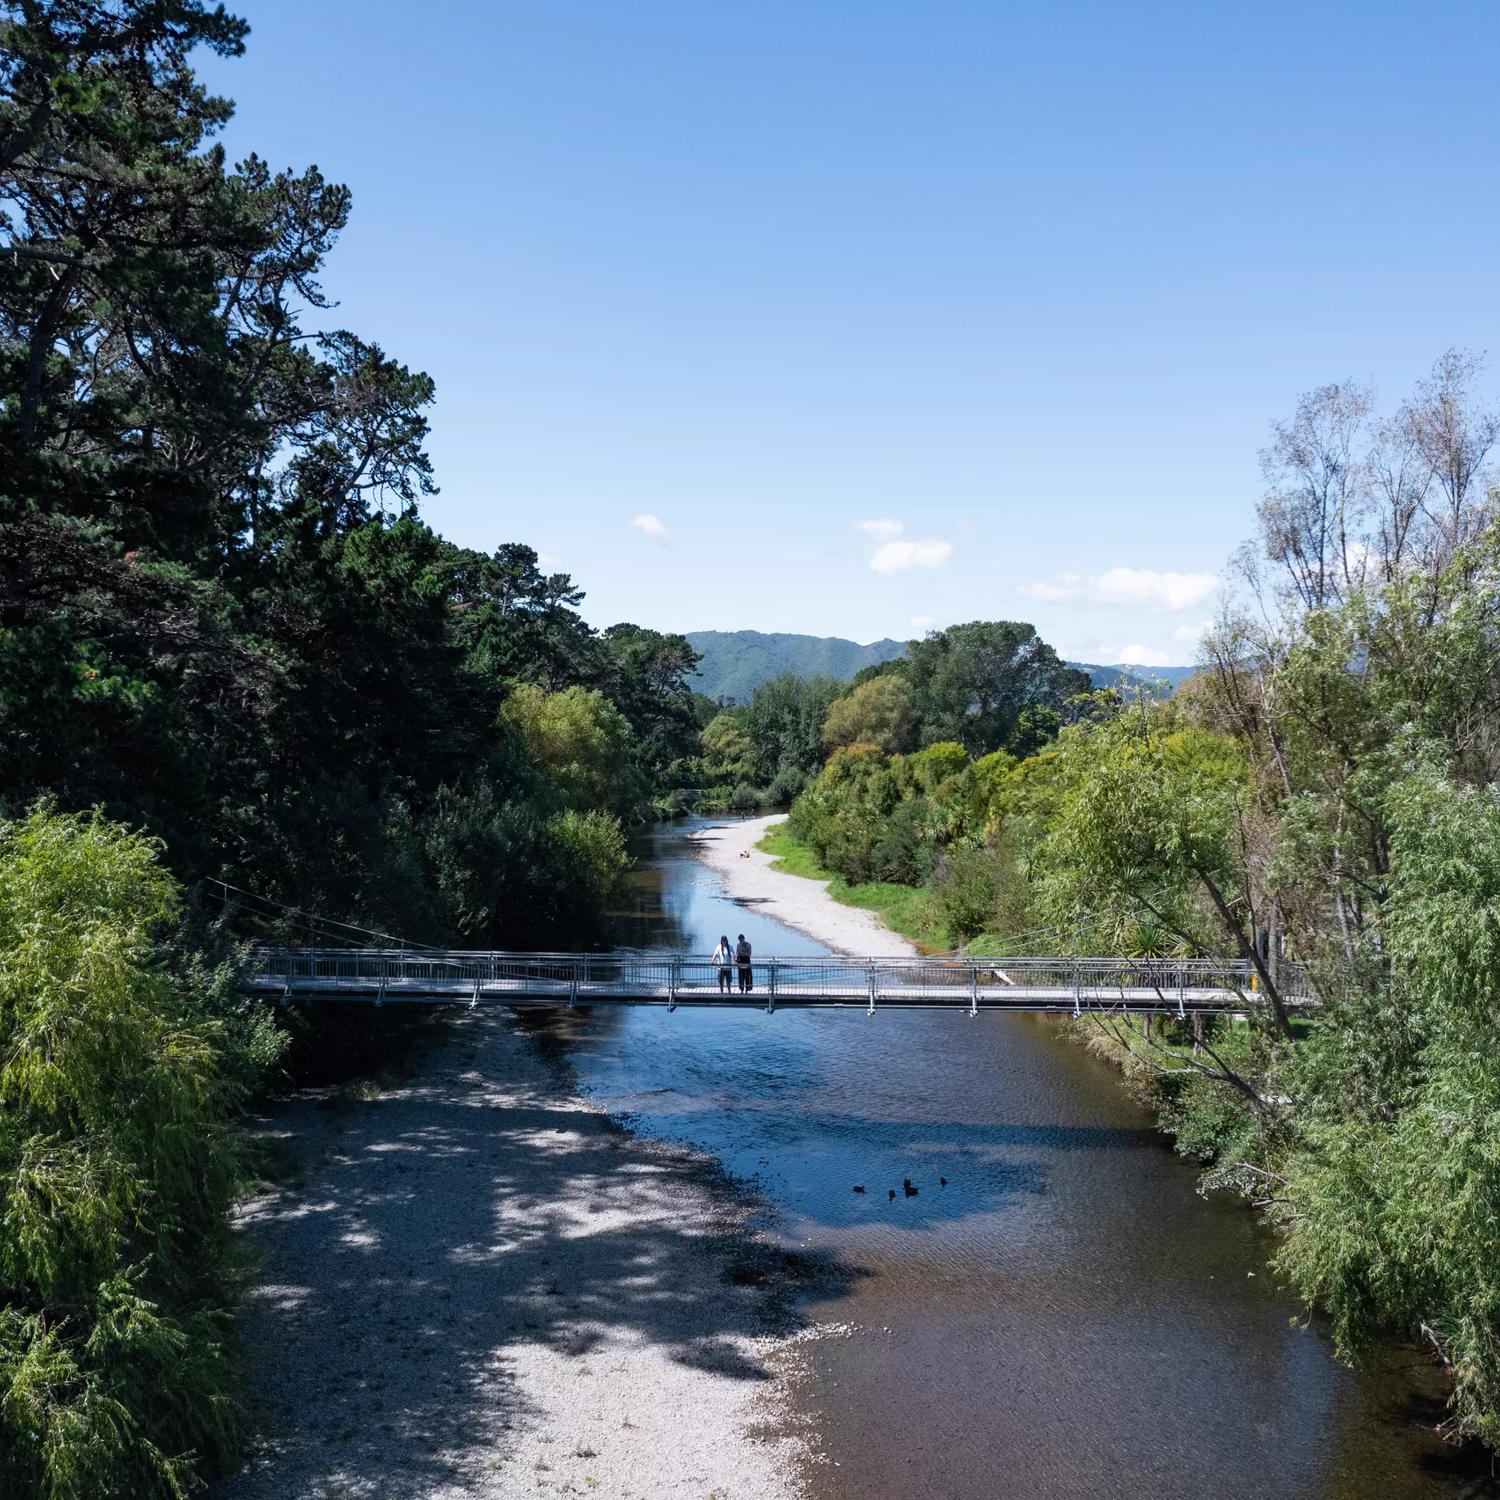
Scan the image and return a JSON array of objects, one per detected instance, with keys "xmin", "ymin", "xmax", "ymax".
[{"xmin": 0, "ymin": 808, "xmax": 245, "ymax": 1499}]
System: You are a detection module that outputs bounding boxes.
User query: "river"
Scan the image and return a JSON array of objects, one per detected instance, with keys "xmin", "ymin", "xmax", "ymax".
[{"xmin": 539, "ymin": 816, "xmax": 1483, "ymax": 1499}]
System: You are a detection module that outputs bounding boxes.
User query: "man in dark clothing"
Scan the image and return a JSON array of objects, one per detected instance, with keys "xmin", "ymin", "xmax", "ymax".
[{"xmin": 735, "ymin": 934, "xmax": 753, "ymax": 994}]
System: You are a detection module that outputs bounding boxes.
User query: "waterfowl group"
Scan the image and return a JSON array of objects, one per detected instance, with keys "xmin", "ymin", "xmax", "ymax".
[{"xmin": 855, "ymin": 1175, "xmax": 953, "ymax": 1201}]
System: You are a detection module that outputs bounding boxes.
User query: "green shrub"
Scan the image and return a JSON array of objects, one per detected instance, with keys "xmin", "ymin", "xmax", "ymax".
[
  {"xmin": 933, "ymin": 828, "xmax": 1036, "ymax": 947},
  {"xmin": 416, "ymin": 782, "xmax": 631, "ymax": 945},
  {"xmin": 0, "ymin": 807, "xmax": 250, "ymax": 1499},
  {"xmin": 932, "ymin": 844, "xmax": 1004, "ymax": 945},
  {"xmin": 766, "ymin": 765, "xmax": 808, "ymax": 805},
  {"xmin": 1157, "ymin": 1063, "xmax": 1259, "ymax": 1165},
  {"xmin": 700, "ymin": 713, "xmax": 753, "ymax": 783},
  {"xmin": 548, "ymin": 808, "xmax": 630, "ymax": 907},
  {"xmin": 869, "ymin": 799, "xmax": 930, "ymax": 885},
  {"xmin": 501, "ymin": 683, "xmax": 649, "ymax": 819},
  {"xmin": 728, "ymin": 782, "xmax": 765, "ymax": 814}
]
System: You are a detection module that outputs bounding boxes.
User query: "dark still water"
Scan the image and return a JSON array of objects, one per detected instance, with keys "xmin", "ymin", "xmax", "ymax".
[{"xmin": 542, "ymin": 818, "xmax": 1483, "ymax": 1500}]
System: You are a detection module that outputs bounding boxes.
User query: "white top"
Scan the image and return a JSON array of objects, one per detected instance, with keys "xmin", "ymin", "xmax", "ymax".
[{"xmin": 711, "ymin": 941, "xmax": 733, "ymax": 966}]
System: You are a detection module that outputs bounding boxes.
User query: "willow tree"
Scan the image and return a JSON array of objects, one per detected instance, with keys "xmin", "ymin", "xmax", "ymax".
[
  {"xmin": 1276, "ymin": 763, "xmax": 1500, "ymax": 1447},
  {"xmin": 822, "ymin": 674, "xmax": 919, "ymax": 755},
  {"xmin": 0, "ymin": 806, "xmax": 246, "ymax": 1499}
]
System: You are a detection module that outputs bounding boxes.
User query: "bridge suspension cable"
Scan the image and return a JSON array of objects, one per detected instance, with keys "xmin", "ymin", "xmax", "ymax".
[{"xmin": 206, "ymin": 878, "xmax": 437, "ymax": 951}]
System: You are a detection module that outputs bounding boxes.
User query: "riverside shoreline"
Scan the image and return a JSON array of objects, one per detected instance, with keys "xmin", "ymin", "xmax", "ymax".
[
  {"xmin": 220, "ymin": 1009, "xmax": 812, "ymax": 1500},
  {"xmin": 688, "ymin": 814, "xmax": 917, "ymax": 959}
]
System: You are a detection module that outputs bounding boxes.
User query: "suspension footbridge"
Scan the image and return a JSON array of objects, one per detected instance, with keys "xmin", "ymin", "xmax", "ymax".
[{"xmin": 247, "ymin": 949, "xmax": 1305, "ymax": 1017}]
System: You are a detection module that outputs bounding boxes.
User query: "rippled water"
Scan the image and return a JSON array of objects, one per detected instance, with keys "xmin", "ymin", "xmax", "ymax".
[{"xmin": 541, "ymin": 817, "xmax": 1486, "ymax": 1499}]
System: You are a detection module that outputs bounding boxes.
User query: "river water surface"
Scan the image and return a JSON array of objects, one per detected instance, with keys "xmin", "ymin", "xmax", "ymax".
[{"xmin": 543, "ymin": 817, "xmax": 1485, "ymax": 1499}]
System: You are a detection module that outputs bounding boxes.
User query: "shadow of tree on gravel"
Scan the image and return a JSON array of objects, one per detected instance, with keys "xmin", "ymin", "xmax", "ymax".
[{"xmin": 219, "ymin": 1010, "xmax": 862, "ymax": 1499}]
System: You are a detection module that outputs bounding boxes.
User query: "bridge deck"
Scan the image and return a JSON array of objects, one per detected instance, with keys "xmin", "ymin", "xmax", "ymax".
[{"xmin": 247, "ymin": 950, "xmax": 1303, "ymax": 1017}]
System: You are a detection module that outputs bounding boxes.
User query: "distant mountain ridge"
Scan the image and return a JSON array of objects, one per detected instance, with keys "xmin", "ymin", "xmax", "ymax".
[
  {"xmin": 686, "ymin": 630, "xmax": 907, "ymax": 701},
  {"xmin": 686, "ymin": 629, "xmax": 1192, "ymax": 701},
  {"xmin": 1075, "ymin": 661, "xmax": 1197, "ymax": 691}
]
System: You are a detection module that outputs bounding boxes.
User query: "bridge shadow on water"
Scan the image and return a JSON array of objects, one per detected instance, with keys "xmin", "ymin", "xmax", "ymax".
[{"xmin": 219, "ymin": 1011, "xmax": 867, "ymax": 1498}]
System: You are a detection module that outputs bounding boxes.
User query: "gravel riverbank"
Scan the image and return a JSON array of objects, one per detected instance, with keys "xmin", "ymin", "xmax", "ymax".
[
  {"xmin": 220, "ymin": 1009, "xmax": 819, "ymax": 1500},
  {"xmin": 688, "ymin": 815, "xmax": 916, "ymax": 959}
]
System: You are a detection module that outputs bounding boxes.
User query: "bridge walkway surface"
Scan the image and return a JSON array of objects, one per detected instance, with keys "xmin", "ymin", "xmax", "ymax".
[{"xmin": 247, "ymin": 950, "xmax": 1308, "ymax": 1018}]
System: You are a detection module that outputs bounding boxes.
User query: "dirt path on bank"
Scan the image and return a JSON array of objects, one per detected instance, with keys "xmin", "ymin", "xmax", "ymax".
[
  {"xmin": 221, "ymin": 1010, "xmax": 822, "ymax": 1500},
  {"xmin": 688, "ymin": 815, "xmax": 916, "ymax": 959}
]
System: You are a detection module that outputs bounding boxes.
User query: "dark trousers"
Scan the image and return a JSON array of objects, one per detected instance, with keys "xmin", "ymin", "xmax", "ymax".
[
  {"xmin": 738, "ymin": 964, "xmax": 752, "ymax": 993},
  {"xmin": 717, "ymin": 967, "xmax": 732, "ymax": 993}
]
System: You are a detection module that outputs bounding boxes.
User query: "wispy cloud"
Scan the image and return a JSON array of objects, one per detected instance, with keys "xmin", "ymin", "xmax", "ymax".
[
  {"xmin": 854, "ymin": 519, "xmax": 953, "ymax": 574},
  {"xmin": 910, "ymin": 613, "xmax": 937, "ymax": 632},
  {"xmin": 1018, "ymin": 566, "xmax": 1218, "ymax": 613},
  {"xmin": 1171, "ymin": 619, "xmax": 1212, "ymax": 644},
  {"xmin": 630, "ymin": 513, "xmax": 667, "ymax": 539},
  {"xmin": 1115, "ymin": 644, "xmax": 1173, "ymax": 667},
  {"xmin": 871, "ymin": 539, "xmax": 953, "ymax": 574},
  {"xmin": 1070, "ymin": 639, "xmax": 1180, "ymax": 668}
]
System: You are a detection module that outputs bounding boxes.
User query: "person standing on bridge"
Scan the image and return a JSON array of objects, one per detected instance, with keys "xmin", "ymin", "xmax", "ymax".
[
  {"xmin": 735, "ymin": 933, "xmax": 753, "ymax": 994},
  {"xmin": 711, "ymin": 934, "xmax": 734, "ymax": 994}
]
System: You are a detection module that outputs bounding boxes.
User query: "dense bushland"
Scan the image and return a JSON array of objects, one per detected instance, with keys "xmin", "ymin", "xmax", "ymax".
[
  {"xmin": 0, "ymin": 807, "xmax": 276, "ymax": 1499},
  {"xmin": 683, "ymin": 626, "xmax": 1190, "ymax": 705},
  {"xmin": 782, "ymin": 358, "xmax": 1500, "ymax": 1447},
  {"xmin": 695, "ymin": 620, "xmax": 1086, "ymax": 810},
  {"xmin": 0, "ymin": 0, "xmax": 702, "ymax": 949},
  {"xmin": 696, "ymin": 672, "xmax": 844, "ymax": 810},
  {"xmin": 0, "ymin": 3, "xmax": 708, "ymax": 1492}
]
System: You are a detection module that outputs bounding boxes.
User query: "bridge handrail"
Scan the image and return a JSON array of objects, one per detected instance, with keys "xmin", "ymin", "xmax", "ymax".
[
  {"xmin": 247, "ymin": 948, "xmax": 1260, "ymax": 972},
  {"xmin": 246, "ymin": 946, "xmax": 1310, "ymax": 997}
]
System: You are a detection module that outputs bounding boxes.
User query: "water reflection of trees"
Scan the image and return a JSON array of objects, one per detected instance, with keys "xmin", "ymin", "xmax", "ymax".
[{"xmin": 600, "ymin": 827, "xmax": 698, "ymax": 952}]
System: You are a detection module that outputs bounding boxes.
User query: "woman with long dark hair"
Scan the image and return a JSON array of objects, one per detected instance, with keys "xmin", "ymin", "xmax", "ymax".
[{"xmin": 711, "ymin": 934, "xmax": 734, "ymax": 994}]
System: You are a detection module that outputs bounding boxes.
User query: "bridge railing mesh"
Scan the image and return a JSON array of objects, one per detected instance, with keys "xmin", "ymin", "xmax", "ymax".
[{"xmin": 247, "ymin": 948, "xmax": 1303, "ymax": 1009}]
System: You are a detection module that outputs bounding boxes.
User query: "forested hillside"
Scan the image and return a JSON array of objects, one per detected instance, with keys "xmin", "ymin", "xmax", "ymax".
[
  {"xmin": 691, "ymin": 621, "xmax": 1089, "ymax": 812},
  {"xmin": 688, "ymin": 629, "xmax": 1191, "ymax": 702},
  {"xmin": 687, "ymin": 630, "xmax": 907, "ymax": 700},
  {"xmin": 1074, "ymin": 660, "xmax": 1195, "ymax": 691}
]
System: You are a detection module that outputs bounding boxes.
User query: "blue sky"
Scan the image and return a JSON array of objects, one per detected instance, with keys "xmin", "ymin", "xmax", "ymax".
[{"xmin": 200, "ymin": 1, "xmax": 1500, "ymax": 664}]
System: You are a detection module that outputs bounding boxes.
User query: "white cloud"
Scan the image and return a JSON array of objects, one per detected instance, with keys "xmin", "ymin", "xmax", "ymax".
[
  {"xmin": 630, "ymin": 513, "xmax": 667, "ymax": 538},
  {"xmin": 1019, "ymin": 570, "xmax": 1086, "ymax": 603},
  {"xmin": 537, "ymin": 551, "xmax": 564, "ymax": 573},
  {"xmin": 1171, "ymin": 619, "xmax": 1212, "ymax": 644},
  {"xmin": 1116, "ymin": 644, "xmax": 1173, "ymax": 667},
  {"xmin": 1018, "ymin": 566, "xmax": 1219, "ymax": 613},
  {"xmin": 854, "ymin": 518, "xmax": 953, "ymax": 574},
  {"xmin": 870, "ymin": 538, "xmax": 953, "ymax": 574},
  {"xmin": 910, "ymin": 614, "xmax": 937, "ymax": 632},
  {"xmin": 1070, "ymin": 639, "xmax": 1178, "ymax": 668}
]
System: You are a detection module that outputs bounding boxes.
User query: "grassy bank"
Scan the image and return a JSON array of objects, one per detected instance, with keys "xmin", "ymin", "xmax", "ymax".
[
  {"xmin": 759, "ymin": 821, "xmax": 1270, "ymax": 1160},
  {"xmin": 759, "ymin": 821, "xmax": 1260, "ymax": 1160},
  {"xmin": 758, "ymin": 822, "xmax": 947, "ymax": 949}
]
